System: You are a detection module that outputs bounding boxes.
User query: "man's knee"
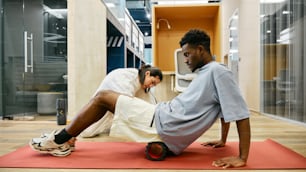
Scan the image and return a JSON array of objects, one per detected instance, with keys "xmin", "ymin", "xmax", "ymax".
[
  {"xmin": 94, "ymin": 90, "xmax": 119, "ymax": 111},
  {"xmin": 96, "ymin": 90, "xmax": 114, "ymax": 98}
]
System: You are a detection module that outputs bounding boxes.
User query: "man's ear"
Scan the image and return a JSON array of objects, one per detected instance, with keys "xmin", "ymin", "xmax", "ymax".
[{"xmin": 197, "ymin": 45, "xmax": 205, "ymax": 53}]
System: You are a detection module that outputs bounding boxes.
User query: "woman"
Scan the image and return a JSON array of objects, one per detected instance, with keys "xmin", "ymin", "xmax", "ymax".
[{"xmin": 79, "ymin": 65, "xmax": 163, "ymax": 138}]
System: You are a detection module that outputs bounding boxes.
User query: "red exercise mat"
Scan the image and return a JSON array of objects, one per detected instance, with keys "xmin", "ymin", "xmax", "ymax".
[{"xmin": 0, "ymin": 139, "xmax": 305, "ymax": 169}]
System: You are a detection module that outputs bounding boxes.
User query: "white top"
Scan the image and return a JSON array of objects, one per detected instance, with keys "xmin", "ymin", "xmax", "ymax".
[{"xmin": 94, "ymin": 68, "xmax": 141, "ymax": 96}]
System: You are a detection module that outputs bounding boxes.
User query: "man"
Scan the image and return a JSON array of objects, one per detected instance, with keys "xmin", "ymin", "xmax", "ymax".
[{"xmin": 30, "ymin": 29, "xmax": 250, "ymax": 168}]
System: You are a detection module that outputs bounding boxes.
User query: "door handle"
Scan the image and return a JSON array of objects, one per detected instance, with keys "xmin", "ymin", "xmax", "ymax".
[{"xmin": 24, "ymin": 31, "xmax": 34, "ymax": 73}]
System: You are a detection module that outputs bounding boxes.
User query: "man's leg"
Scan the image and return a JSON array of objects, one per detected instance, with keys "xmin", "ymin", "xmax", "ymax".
[
  {"xmin": 65, "ymin": 90, "xmax": 119, "ymax": 136},
  {"xmin": 29, "ymin": 90, "xmax": 120, "ymax": 156}
]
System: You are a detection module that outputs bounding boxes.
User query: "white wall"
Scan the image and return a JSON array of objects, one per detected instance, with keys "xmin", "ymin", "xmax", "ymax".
[
  {"xmin": 67, "ymin": 0, "xmax": 107, "ymax": 120},
  {"xmin": 238, "ymin": 0, "xmax": 260, "ymax": 111},
  {"xmin": 221, "ymin": 0, "xmax": 260, "ymax": 112}
]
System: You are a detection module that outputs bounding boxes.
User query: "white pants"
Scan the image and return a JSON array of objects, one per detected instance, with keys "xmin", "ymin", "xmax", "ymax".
[
  {"xmin": 109, "ymin": 95, "xmax": 162, "ymax": 142},
  {"xmin": 80, "ymin": 89, "xmax": 155, "ymax": 138}
]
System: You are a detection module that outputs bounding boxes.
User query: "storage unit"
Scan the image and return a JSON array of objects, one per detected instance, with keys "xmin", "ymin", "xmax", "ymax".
[
  {"xmin": 152, "ymin": 4, "xmax": 221, "ymax": 72},
  {"xmin": 107, "ymin": 9, "xmax": 145, "ymax": 73},
  {"xmin": 125, "ymin": 10, "xmax": 145, "ymax": 69},
  {"xmin": 107, "ymin": 19, "xmax": 125, "ymax": 73}
]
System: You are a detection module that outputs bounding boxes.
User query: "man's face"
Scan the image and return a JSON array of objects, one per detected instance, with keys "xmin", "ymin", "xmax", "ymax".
[{"xmin": 181, "ymin": 43, "xmax": 205, "ymax": 72}]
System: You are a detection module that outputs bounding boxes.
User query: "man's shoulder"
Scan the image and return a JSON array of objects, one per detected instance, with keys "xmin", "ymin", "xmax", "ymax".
[{"xmin": 210, "ymin": 62, "xmax": 230, "ymax": 72}]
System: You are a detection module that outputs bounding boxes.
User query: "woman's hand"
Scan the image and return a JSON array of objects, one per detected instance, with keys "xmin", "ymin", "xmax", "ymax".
[
  {"xmin": 212, "ymin": 156, "xmax": 246, "ymax": 168},
  {"xmin": 201, "ymin": 140, "xmax": 225, "ymax": 148}
]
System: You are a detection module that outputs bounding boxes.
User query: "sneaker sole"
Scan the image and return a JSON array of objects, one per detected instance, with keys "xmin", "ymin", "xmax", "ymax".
[{"xmin": 29, "ymin": 140, "xmax": 71, "ymax": 157}]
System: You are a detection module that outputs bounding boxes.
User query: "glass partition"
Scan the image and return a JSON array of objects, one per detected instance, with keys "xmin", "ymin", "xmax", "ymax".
[
  {"xmin": 1, "ymin": 0, "xmax": 67, "ymax": 119},
  {"xmin": 260, "ymin": 0, "xmax": 305, "ymax": 123}
]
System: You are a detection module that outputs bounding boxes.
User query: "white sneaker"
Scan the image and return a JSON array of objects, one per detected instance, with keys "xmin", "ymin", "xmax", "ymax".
[
  {"xmin": 29, "ymin": 130, "xmax": 71, "ymax": 157},
  {"xmin": 39, "ymin": 133, "xmax": 76, "ymax": 151}
]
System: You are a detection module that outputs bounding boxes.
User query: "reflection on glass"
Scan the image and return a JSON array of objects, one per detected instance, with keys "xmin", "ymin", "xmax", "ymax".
[
  {"xmin": 260, "ymin": 0, "xmax": 305, "ymax": 123},
  {"xmin": 43, "ymin": 1, "xmax": 67, "ymax": 62},
  {"xmin": 228, "ymin": 9, "xmax": 239, "ymax": 82}
]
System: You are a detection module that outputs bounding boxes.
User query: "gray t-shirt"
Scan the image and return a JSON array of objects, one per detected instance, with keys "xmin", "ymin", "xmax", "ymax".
[{"xmin": 155, "ymin": 61, "xmax": 250, "ymax": 155}]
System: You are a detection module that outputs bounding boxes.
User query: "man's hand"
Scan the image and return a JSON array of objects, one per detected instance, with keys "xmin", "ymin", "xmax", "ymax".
[
  {"xmin": 212, "ymin": 156, "xmax": 246, "ymax": 168},
  {"xmin": 201, "ymin": 140, "xmax": 225, "ymax": 148}
]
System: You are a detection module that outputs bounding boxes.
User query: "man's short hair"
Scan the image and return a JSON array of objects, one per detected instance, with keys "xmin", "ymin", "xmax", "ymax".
[{"xmin": 179, "ymin": 29, "xmax": 211, "ymax": 54}]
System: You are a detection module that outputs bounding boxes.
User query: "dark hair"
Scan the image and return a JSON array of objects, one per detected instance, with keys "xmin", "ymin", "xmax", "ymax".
[
  {"xmin": 179, "ymin": 29, "xmax": 211, "ymax": 55},
  {"xmin": 138, "ymin": 64, "xmax": 163, "ymax": 84},
  {"xmin": 138, "ymin": 64, "xmax": 163, "ymax": 93}
]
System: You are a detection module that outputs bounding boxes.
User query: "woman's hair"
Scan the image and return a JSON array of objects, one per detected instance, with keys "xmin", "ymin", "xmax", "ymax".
[
  {"xmin": 179, "ymin": 29, "xmax": 211, "ymax": 55},
  {"xmin": 138, "ymin": 64, "xmax": 163, "ymax": 92},
  {"xmin": 138, "ymin": 64, "xmax": 163, "ymax": 83}
]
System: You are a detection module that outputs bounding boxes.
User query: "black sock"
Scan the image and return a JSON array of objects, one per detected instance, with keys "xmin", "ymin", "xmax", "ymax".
[{"xmin": 54, "ymin": 129, "xmax": 73, "ymax": 144}]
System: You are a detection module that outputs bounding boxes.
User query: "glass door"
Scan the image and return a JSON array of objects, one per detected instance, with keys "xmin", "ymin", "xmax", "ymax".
[{"xmin": 1, "ymin": 0, "xmax": 67, "ymax": 119}]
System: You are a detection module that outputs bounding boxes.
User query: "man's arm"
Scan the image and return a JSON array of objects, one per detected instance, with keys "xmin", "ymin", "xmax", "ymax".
[
  {"xmin": 202, "ymin": 118, "xmax": 230, "ymax": 147},
  {"xmin": 212, "ymin": 118, "xmax": 251, "ymax": 168},
  {"xmin": 236, "ymin": 117, "xmax": 251, "ymax": 162},
  {"xmin": 220, "ymin": 118, "xmax": 230, "ymax": 144}
]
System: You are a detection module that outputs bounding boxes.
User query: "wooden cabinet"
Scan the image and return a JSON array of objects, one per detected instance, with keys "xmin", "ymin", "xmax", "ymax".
[{"xmin": 152, "ymin": 4, "xmax": 221, "ymax": 72}]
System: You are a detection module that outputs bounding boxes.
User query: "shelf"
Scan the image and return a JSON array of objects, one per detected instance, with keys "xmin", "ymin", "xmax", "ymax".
[{"xmin": 105, "ymin": 4, "xmax": 145, "ymax": 73}]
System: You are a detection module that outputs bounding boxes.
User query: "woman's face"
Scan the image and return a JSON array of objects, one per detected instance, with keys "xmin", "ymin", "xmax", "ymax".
[{"xmin": 142, "ymin": 71, "xmax": 161, "ymax": 89}]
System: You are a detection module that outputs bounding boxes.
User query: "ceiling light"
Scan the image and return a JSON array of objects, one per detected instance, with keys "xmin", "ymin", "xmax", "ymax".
[{"xmin": 282, "ymin": 11, "xmax": 291, "ymax": 14}]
